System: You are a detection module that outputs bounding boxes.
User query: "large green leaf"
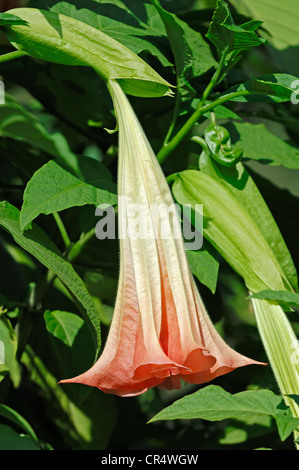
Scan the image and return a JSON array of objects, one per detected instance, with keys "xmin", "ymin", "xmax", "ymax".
[
  {"xmin": 171, "ymin": 170, "xmax": 291, "ymax": 293},
  {"xmin": 20, "ymin": 158, "xmax": 117, "ymax": 231},
  {"xmin": 0, "ymin": 201, "xmax": 101, "ymax": 354},
  {"xmin": 3, "ymin": 7, "xmax": 173, "ymax": 98},
  {"xmin": 149, "ymin": 384, "xmax": 299, "ymax": 442}
]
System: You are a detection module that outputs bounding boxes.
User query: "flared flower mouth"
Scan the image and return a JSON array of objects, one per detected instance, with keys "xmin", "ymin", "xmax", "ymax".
[{"xmin": 60, "ymin": 80, "xmax": 263, "ymax": 397}]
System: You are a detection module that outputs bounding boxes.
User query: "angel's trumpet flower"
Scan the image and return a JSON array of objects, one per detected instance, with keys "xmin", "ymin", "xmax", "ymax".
[{"xmin": 60, "ymin": 80, "xmax": 262, "ymax": 397}]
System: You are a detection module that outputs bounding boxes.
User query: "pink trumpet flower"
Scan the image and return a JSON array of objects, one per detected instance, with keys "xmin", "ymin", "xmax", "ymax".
[
  {"xmin": 60, "ymin": 80, "xmax": 262, "ymax": 397},
  {"xmin": 0, "ymin": 0, "xmax": 28, "ymax": 12}
]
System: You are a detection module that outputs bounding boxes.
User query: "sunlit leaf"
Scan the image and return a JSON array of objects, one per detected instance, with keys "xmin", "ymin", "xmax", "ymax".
[
  {"xmin": 149, "ymin": 384, "xmax": 299, "ymax": 441},
  {"xmin": 250, "ymin": 290, "xmax": 299, "ymax": 309}
]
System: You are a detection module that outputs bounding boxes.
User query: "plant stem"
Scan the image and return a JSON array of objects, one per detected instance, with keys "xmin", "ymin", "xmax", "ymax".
[
  {"xmin": 53, "ymin": 212, "xmax": 71, "ymax": 250},
  {"xmin": 0, "ymin": 50, "xmax": 27, "ymax": 64},
  {"xmin": 157, "ymin": 89, "xmax": 250, "ymax": 163}
]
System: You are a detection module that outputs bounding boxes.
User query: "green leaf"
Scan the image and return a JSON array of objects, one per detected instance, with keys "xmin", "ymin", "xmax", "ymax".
[
  {"xmin": 0, "ymin": 201, "xmax": 101, "ymax": 355},
  {"xmin": 44, "ymin": 310, "xmax": 85, "ymax": 347},
  {"xmin": 199, "ymin": 153, "xmax": 298, "ymax": 291},
  {"xmin": 5, "ymin": 7, "xmax": 173, "ymax": 98},
  {"xmin": 149, "ymin": 384, "xmax": 299, "ymax": 441},
  {"xmin": 229, "ymin": 0, "xmax": 299, "ymax": 50},
  {"xmin": 186, "ymin": 244, "xmax": 219, "ymax": 294},
  {"xmin": 172, "ymin": 170, "xmax": 290, "ymax": 293},
  {"xmin": 20, "ymin": 158, "xmax": 117, "ymax": 231},
  {"xmin": 0, "ymin": 364, "xmax": 9, "ymax": 384},
  {"xmin": 250, "ymin": 290, "xmax": 299, "ymax": 309},
  {"xmin": 250, "ymin": 297, "xmax": 299, "ymax": 425},
  {"xmin": 224, "ymin": 73, "xmax": 299, "ymax": 103},
  {"xmin": 227, "ymin": 121, "xmax": 299, "ymax": 170},
  {"xmin": 0, "ymin": 405, "xmax": 39, "ymax": 446},
  {"xmin": 152, "ymin": 0, "xmax": 216, "ymax": 98},
  {"xmin": 206, "ymin": 0, "xmax": 265, "ymax": 68}
]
